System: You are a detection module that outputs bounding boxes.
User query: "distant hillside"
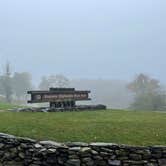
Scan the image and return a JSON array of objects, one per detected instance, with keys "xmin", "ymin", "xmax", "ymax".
[{"xmin": 70, "ymin": 79, "xmax": 133, "ymax": 109}]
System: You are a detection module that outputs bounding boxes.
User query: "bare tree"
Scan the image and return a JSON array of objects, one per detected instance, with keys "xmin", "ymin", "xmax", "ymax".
[
  {"xmin": 0, "ymin": 62, "xmax": 13, "ymax": 102},
  {"xmin": 12, "ymin": 72, "xmax": 33, "ymax": 99},
  {"xmin": 54, "ymin": 74, "xmax": 69, "ymax": 88},
  {"xmin": 39, "ymin": 74, "xmax": 69, "ymax": 90}
]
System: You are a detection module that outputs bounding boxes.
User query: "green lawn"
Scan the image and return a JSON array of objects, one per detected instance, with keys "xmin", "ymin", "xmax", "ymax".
[
  {"xmin": 0, "ymin": 102, "xmax": 19, "ymax": 110},
  {"xmin": 0, "ymin": 110, "xmax": 165, "ymax": 146}
]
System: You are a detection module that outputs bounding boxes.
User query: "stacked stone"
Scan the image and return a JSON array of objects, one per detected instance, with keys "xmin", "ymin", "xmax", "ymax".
[
  {"xmin": 0, "ymin": 133, "xmax": 165, "ymax": 166},
  {"xmin": 10, "ymin": 105, "xmax": 107, "ymax": 113}
]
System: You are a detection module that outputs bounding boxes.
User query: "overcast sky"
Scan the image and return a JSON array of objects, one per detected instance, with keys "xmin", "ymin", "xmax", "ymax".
[{"xmin": 0, "ymin": 0, "xmax": 165, "ymax": 83}]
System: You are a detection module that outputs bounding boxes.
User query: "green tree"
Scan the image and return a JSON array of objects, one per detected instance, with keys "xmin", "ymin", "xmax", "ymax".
[
  {"xmin": 128, "ymin": 74, "xmax": 160, "ymax": 95},
  {"xmin": 128, "ymin": 74, "xmax": 166, "ymax": 111}
]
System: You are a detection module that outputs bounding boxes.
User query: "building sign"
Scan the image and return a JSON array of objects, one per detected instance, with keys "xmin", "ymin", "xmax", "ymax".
[
  {"xmin": 43, "ymin": 93, "xmax": 88, "ymax": 100},
  {"xmin": 28, "ymin": 88, "xmax": 90, "ymax": 103}
]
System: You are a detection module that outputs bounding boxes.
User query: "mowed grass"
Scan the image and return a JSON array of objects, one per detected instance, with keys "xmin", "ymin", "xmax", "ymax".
[
  {"xmin": 0, "ymin": 110, "xmax": 166, "ymax": 146},
  {"xmin": 0, "ymin": 102, "xmax": 19, "ymax": 110}
]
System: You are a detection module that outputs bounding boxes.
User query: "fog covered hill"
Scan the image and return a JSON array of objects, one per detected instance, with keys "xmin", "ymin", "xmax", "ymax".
[{"xmin": 70, "ymin": 79, "xmax": 133, "ymax": 109}]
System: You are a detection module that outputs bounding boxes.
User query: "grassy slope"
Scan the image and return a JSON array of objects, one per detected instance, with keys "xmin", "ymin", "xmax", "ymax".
[{"xmin": 0, "ymin": 110, "xmax": 165, "ymax": 145}]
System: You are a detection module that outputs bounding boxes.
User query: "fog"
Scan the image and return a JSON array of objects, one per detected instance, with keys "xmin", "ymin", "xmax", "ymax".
[
  {"xmin": 0, "ymin": 0, "xmax": 165, "ymax": 109},
  {"xmin": 70, "ymin": 79, "xmax": 133, "ymax": 109}
]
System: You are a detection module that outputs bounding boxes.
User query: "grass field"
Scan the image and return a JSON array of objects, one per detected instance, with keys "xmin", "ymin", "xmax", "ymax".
[
  {"xmin": 0, "ymin": 110, "xmax": 165, "ymax": 146},
  {"xmin": 0, "ymin": 102, "xmax": 19, "ymax": 110}
]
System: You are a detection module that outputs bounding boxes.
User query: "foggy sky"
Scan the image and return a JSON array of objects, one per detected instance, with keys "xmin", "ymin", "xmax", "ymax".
[{"xmin": 0, "ymin": 0, "xmax": 165, "ymax": 83}]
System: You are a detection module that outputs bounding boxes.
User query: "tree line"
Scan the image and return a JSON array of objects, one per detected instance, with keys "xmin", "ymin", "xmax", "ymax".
[
  {"xmin": 0, "ymin": 63, "xmax": 32, "ymax": 103},
  {"xmin": 0, "ymin": 63, "xmax": 69, "ymax": 103},
  {"xmin": 0, "ymin": 63, "xmax": 165, "ymax": 111}
]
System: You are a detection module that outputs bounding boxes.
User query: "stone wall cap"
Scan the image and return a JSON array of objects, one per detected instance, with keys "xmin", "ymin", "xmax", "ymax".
[
  {"xmin": 150, "ymin": 145, "xmax": 166, "ymax": 149},
  {"xmin": 90, "ymin": 142, "xmax": 118, "ymax": 147},
  {"xmin": 66, "ymin": 142, "xmax": 89, "ymax": 147},
  {"xmin": 39, "ymin": 141, "xmax": 67, "ymax": 148},
  {"xmin": 17, "ymin": 137, "xmax": 36, "ymax": 143},
  {"xmin": 0, "ymin": 133, "xmax": 15, "ymax": 139},
  {"xmin": 0, "ymin": 133, "xmax": 36, "ymax": 143},
  {"xmin": 119, "ymin": 144, "xmax": 148, "ymax": 149}
]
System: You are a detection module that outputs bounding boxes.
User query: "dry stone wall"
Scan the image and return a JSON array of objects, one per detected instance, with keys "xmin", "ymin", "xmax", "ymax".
[
  {"xmin": 0, "ymin": 133, "xmax": 165, "ymax": 166},
  {"xmin": 11, "ymin": 105, "xmax": 107, "ymax": 113}
]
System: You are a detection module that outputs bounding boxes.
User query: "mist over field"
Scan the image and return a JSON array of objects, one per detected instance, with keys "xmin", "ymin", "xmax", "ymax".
[
  {"xmin": 70, "ymin": 79, "xmax": 133, "ymax": 109},
  {"xmin": 0, "ymin": 0, "xmax": 165, "ymax": 109}
]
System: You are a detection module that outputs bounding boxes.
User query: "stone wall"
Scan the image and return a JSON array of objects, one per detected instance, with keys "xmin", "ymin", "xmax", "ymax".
[
  {"xmin": 0, "ymin": 133, "xmax": 165, "ymax": 166},
  {"xmin": 11, "ymin": 105, "xmax": 107, "ymax": 113}
]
